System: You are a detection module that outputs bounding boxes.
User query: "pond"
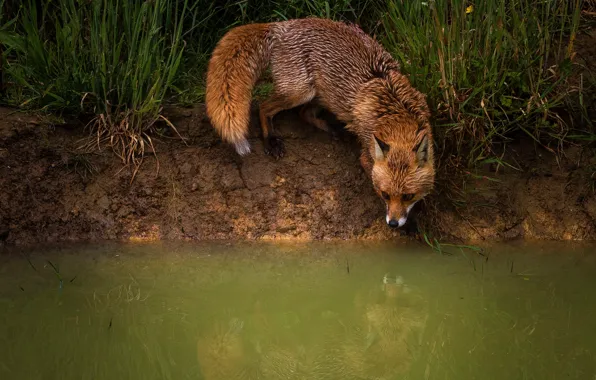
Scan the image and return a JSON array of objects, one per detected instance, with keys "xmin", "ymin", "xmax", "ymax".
[{"xmin": 1, "ymin": 241, "xmax": 595, "ymax": 379}]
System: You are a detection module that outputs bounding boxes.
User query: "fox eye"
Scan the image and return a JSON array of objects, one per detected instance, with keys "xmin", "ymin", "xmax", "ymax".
[
  {"xmin": 401, "ymin": 193, "xmax": 415, "ymax": 202},
  {"xmin": 381, "ymin": 191, "xmax": 390, "ymax": 201}
]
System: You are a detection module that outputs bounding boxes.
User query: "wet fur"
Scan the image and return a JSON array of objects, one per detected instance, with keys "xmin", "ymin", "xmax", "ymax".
[{"xmin": 205, "ymin": 17, "xmax": 434, "ymax": 226}]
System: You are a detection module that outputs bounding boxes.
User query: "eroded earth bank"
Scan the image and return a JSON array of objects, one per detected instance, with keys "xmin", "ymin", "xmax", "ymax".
[{"xmin": 2, "ymin": 101, "xmax": 596, "ymax": 248}]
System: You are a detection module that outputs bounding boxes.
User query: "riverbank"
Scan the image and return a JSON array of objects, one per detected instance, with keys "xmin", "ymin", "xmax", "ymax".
[{"xmin": 2, "ymin": 103, "xmax": 596, "ymax": 248}]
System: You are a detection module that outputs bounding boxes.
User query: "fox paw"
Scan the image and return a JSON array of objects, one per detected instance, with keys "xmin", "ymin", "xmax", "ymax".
[{"xmin": 264, "ymin": 136, "xmax": 285, "ymax": 159}]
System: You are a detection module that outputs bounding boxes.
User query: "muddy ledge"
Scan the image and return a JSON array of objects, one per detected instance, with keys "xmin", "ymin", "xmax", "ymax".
[{"xmin": 1, "ymin": 104, "xmax": 595, "ymax": 248}]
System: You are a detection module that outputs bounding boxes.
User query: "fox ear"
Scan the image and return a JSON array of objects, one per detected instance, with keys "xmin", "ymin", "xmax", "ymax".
[
  {"xmin": 373, "ymin": 135, "xmax": 390, "ymax": 161},
  {"xmin": 414, "ymin": 134, "xmax": 429, "ymax": 164}
]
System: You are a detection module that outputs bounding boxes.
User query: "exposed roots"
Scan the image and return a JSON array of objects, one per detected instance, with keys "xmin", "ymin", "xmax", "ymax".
[{"xmin": 77, "ymin": 107, "xmax": 184, "ymax": 184}]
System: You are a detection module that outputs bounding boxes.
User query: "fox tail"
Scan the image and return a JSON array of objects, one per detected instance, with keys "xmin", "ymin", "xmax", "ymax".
[{"xmin": 205, "ymin": 23, "xmax": 273, "ymax": 155}]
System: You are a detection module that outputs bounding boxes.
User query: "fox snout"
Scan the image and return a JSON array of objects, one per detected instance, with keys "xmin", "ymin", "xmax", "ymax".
[
  {"xmin": 385, "ymin": 201, "xmax": 410, "ymax": 229},
  {"xmin": 387, "ymin": 216, "xmax": 406, "ymax": 228}
]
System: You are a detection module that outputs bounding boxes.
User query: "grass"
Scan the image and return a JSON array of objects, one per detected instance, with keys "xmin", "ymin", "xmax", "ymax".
[
  {"xmin": 383, "ymin": 0, "xmax": 588, "ymax": 166},
  {"xmin": 422, "ymin": 231, "xmax": 485, "ymax": 257},
  {"xmin": 0, "ymin": 0, "xmax": 593, "ymax": 180},
  {"xmin": 63, "ymin": 151, "xmax": 99, "ymax": 180},
  {"xmin": 1, "ymin": 0, "xmax": 188, "ymax": 180}
]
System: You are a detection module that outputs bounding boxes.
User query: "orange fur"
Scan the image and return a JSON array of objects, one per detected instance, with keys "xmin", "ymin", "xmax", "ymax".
[
  {"xmin": 205, "ymin": 17, "xmax": 434, "ymax": 228},
  {"xmin": 205, "ymin": 23, "xmax": 273, "ymax": 155}
]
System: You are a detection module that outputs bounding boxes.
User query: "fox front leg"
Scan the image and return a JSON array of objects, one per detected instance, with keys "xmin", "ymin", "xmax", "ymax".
[
  {"xmin": 299, "ymin": 103, "xmax": 341, "ymax": 141},
  {"xmin": 359, "ymin": 150, "xmax": 374, "ymax": 178}
]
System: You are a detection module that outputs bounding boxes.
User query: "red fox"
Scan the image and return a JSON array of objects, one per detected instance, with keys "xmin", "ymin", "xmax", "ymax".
[{"xmin": 205, "ymin": 18, "xmax": 434, "ymax": 229}]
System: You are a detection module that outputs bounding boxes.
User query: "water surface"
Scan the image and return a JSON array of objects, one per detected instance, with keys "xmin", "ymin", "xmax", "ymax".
[{"xmin": 1, "ymin": 241, "xmax": 595, "ymax": 379}]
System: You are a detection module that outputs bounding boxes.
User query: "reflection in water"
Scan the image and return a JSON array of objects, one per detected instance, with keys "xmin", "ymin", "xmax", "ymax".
[
  {"xmin": 196, "ymin": 318, "xmax": 246, "ymax": 379},
  {"xmin": 1, "ymin": 241, "xmax": 596, "ymax": 380},
  {"xmin": 195, "ymin": 270, "xmax": 429, "ymax": 380}
]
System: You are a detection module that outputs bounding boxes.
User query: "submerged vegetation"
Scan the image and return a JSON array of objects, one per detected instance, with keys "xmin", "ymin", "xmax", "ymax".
[{"xmin": 0, "ymin": 0, "xmax": 593, "ymax": 174}]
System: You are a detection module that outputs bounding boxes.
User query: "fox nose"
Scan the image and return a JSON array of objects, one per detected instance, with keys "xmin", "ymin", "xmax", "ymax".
[
  {"xmin": 388, "ymin": 219, "xmax": 400, "ymax": 228},
  {"xmin": 387, "ymin": 216, "xmax": 407, "ymax": 228}
]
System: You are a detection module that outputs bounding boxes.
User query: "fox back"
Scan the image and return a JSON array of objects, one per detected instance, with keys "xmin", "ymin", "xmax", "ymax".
[{"xmin": 267, "ymin": 18, "xmax": 401, "ymax": 123}]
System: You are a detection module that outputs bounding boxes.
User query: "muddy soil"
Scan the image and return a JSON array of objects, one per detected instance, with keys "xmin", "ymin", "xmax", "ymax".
[
  {"xmin": 2, "ymin": 21, "xmax": 596, "ymax": 248},
  {"xmin": 1, "ymin": 99, "xmax": 596, "ymax": 248}
]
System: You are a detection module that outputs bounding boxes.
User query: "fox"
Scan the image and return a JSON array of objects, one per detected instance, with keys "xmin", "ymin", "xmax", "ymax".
[{"xmin": 205, "ymin": 17, "xmax": 435, "ymax": 229}]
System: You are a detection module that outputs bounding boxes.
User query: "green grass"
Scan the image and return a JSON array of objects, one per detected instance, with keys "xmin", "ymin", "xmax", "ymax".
[
  {"xmin": 0, "ymin": 0, "xmax": 592, "ymax": 178},
  {"xmin": 1, "ymin": 0, "xmax": 188, "ymax": 179},
  {"xmin": 382, "ymin": 0, "xmax": 587, "ymax": 165}
]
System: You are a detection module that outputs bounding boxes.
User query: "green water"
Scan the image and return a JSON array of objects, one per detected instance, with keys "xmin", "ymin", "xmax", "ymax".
[{"xmin": 1, "ymin": 241, "xmax": 596, "ymax": 380}]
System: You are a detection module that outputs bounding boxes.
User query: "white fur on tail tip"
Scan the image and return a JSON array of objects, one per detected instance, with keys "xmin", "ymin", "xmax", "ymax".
[{"xmin": 234, "ymin": 139, "xmax": 251, "ymax": 156}]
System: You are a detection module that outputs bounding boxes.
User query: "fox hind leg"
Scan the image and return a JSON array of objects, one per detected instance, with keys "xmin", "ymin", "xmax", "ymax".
[
  {"xmin": 259, "ymin": 52, "xmax": 316, "ymax": 159},
  {"xmin": 259, "ymin": 90, "xmax": 314, "ymax": 159}
]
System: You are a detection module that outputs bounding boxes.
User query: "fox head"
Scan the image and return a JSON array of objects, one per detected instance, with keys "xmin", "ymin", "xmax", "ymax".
[
  {"xmin": 353, "ymin": 69, "xmax": 435, "ymax": 228},
  {"xmin": 369, "ymin": 122, "xmax": 435, "ymax": 229}
]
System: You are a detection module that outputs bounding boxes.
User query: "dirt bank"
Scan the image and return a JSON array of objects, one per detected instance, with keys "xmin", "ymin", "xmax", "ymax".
[{"xmin": 1, "ymin": 100, "xmax": 596, "ymax": 248}]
